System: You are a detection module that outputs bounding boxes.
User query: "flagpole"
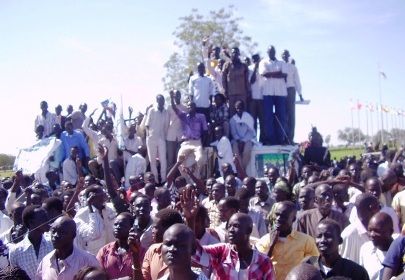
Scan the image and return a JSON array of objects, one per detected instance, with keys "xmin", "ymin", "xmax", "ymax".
[
  {"xmin": 351, "ymin": 107, "xmax": 355, "ymax": 152},
  {"xmin": 370, "ymin": 105, "xmax": 374, "ymax": 143},
  {"xmin": 378, "ymin": 64, "xmax": 385, "ymax": 144},
  {"xmin": 386, "ymin": 108, "xmax": 389, "ymax": 142},
  {"xmin": 357, "ymin": 102, "xmax": 361, "ymax": 146},
  {"xmin": 365, "ymin": 104, "xmax": 369, "ymax": 141},
  {"xmin": 376, "ymin": 103, "xmax": 380, "ymax": 145}
]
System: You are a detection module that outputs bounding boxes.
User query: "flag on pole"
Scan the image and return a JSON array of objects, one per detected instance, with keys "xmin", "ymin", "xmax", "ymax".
[
  {"xmin": 379, "ymin": 69, "xmax": 387, "ymax": 79},
  {"xmin": 357, "ymin": 100, "xmax": 362, "ymax": 110},
  {"xmin": 369, "ymin": 103, "xmax": 374, "ymax": 112}
]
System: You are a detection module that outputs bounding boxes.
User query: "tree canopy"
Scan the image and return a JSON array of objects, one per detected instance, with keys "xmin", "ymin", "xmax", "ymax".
[
  {"xmin": 337, "ymin": 127, "xmax": 366, "ymax": 147},
  {"xmin": 162, "ymin": 6, "xmax": 258, "ymax": 91}
]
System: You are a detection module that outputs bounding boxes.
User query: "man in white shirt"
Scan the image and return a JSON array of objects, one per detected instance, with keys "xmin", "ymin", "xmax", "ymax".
[
  {"xmin": 125, "ymin": 146, "xmax": 147, "ymax": 188},
  {"xmin": 359, "ymin": 212, "xmax": 395, "ymax": 280},
  {"xmin": 34, "ymin": 101, "xmax": 58, "ymax": 138},
  {"xmin": 248, "ymin": 54, "xmax": 266, "ymax": 143},
  {"xmin": 145, "ymin": 94, "xmax": 169, "ymax": 183},
  {"xmin": 259, "ymin": 45, "xmax": 288, "ymax": 145},
  {"xmin": 211, "ymin": 125, "xmax": 235, "ymax": 176},
  {"xmin": 189, "ymin": 62, "xmax": 215, "ymax": 122},
  {"xmin": 62, "ymin": 146, "xmax": 79, "ymax": 185},
  {"xmin": 110, "ymin": 124, "xmax": 145, "ymax": 186},
  {"xmin": 166, "ymin": 90, "xmax": 187, "ymax": 170},
  {"xmin": 82, "ymin": 109, "xmax": 103, "ymax": 158},
  {"xmin": 281, "ymin": 50, "xmax": 303, "ymax": 144},
  {"xmin": 230, "ymin": 100, "xmax": 256, "ymax": 170},
  {"xmin": 340, "ymin": 193, "xmax": 380, "ymax": 264},
  {"xmin": 74, "ymin": 185, "xmax": 116, "ymax": 255},
  {"xmin": 88, "ymin": 124, "xmax": 119, "ymax": 180}
]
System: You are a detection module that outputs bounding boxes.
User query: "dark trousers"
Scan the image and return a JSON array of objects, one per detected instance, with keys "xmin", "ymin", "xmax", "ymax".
[
  {"xmin": 263, "ymin": 95, "xmax": 288, "ymax": 145},
  {"xmin": 286, "ymin": 87, "xmax": 296, "ymax": 142}
]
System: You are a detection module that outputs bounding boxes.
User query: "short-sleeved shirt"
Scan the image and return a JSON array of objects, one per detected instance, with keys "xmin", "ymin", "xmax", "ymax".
[
  {"xmin": 382, "ymin": 236, "xmax": 405, "ymax": 276},
  {"xmin": 296, "ymin": 208, "xmax": 350, "ymax": 239},
  {"xmin": 37, "ymin": 246, "xmax": 100, "ymax": 280},
  {"xmin": 177, "ymin": 111, "xmax": 208, "ymax": 140},
  {"xmin": 97, "ymin": 241, "xmax": 136, "ymax": 279},
  {"xmin": 256, "ymin": 230, "xmax": 319, "ymax": 280},
  {"xmin": 194, "ymin": 243, "xmax": 275, "ymax": 280}
]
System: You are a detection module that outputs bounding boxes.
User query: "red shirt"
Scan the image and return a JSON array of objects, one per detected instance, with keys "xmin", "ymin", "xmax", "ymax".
[{"xmin": 97, "ymin": 241, "xmax": 145, "ymax": 279}]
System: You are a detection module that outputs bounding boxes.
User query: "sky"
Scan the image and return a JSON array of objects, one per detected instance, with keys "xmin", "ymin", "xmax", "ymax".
[{"xmin": 1, "ymin": 0, "xmax": 405, "ymax": 155}]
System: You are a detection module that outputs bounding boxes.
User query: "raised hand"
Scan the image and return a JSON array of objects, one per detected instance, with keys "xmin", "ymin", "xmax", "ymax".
[
  {"xmin": 128, "ymin": 229, "xmax": 142, "ymax": 255},
  {"xmin": 180, "ymin": 188, "xmax": 199, "ymax": 220},
  {"xmin": 75, "ymin": 177, "xmax": 85, "ymax": 193},
  {"xmin": 182, "ymin": 166, "xmax": 192, "ymax": 175},
  {"xmin": 178, "ymin": 154, "xmax": 186, "ymax": 164},
  {"xmin": 76, "ymin": 158, "xmax": 82, "ymax": 169},
  {"xmin": 97, "ymin": 144, "xmax": 109, "ymax": 160}
]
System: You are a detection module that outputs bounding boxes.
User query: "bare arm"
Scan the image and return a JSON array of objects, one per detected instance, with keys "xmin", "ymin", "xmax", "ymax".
[
  {"xmin": 169, "ymin": 91, "xmax": 179, "ymax": 115},
  {"xmin": 65, "ymin": 177, "xmax": 85, "ymax": 216},
  {"xmin": 233, "ymin": 154, "xmax": 247, "ymax": 180},
  {"xmin": 182, "ymin": 166, "xmax": 206, "ymax": 195},
  {"xmin": 128, "ymin": 230, "xmax": 144, "ymax": 280},
  {"xmin": 98, "ymin": 144, "xmax": 118, "ymax": 199},
  {"xmin": 167, "ymin": 155, "xmax": 186, "ymax": 186}
]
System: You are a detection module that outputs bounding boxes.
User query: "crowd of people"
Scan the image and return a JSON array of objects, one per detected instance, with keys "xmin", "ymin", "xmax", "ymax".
[{"xmin": 0, "ymin": 41, "xmax": 404, "ymax": 280}]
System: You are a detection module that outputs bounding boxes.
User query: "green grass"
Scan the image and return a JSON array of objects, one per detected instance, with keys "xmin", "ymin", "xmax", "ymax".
[
  {"xmin": 329, "ymin": 146, "xmax": 365, "ymax": 160},
  {"xmin": 0, "ymin": 170, "xmax": 15, "ymax": 179}
]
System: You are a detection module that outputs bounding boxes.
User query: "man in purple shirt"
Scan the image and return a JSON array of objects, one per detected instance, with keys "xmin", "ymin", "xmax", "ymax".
[{"xmin": 170, "ymin": 91, "xmax": 208, "ymax": 179}]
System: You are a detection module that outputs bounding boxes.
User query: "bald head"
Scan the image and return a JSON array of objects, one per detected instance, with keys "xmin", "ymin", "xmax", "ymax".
[
  {"xmin": 286, "ymin": 263, "xmax": 323, "ymax": 280},
  {"xmin": 278, "ymin": 200, "xmax": 297, "ymax": 215},
  {"xmin": 355, "ymin": 193, "xmax": 380, "ymax": 228},
  {"xmin": 53, "ymin": 216, "xmax": 76, "ymax": 233},
  {"xmin": 381, "ymin": 169, "xmax": 397, "ymax": 191},
  {"xmin": 369, "ymin": 212, "xmax": 393, "ymax": 232},
  {"xmin": 162, "ymin": 224, "xmax": 196, "ymax": 267},
  {"xmin": 164, "ymin": 223, "xmax": 195, "ymax": 241},
  {"xmin": 315, "ymin": 184, "xmax": 332, "ymax": 196},
  {"xmin": 355, "ymin": 192, "xmax": 379, "ymax": 210},
  {"xmin": 50, "ymin": 216, "xmax": 77, "ymax": 250},
  {"xmin": 228, "ymin": 212, "xmax": 253, "ymax": 236}
]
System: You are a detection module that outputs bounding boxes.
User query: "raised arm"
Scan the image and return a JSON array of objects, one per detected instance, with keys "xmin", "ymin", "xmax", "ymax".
[
  {"xmin": 65, "ymin": 177, "xmax": 85, "ymax": 217},
  {"xmin": 98, "ymin": 144, "xmax": 117, "ymax": 199},
  {"xmin": 169, "ymin": 90, "xmax": 180, "ymax": 115},
  {"xmin": 182, "ymin": 166, "xmax": 206, "ymax": 195},
  {"xmin": 167, "ymin": 155, "xmax": 186, "ymax": 186}
]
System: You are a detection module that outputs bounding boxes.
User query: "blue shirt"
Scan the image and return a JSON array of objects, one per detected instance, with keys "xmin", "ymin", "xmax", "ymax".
[
  {"xmin": 178, "ymin": 111, "xmax": 208, "ymax": 140},
  {"xmin": 382, "ymin": 236, "xmax": 405, "ymax": 277},
  {"xmin": 60, "ymin": 130, "xmax": 90, "ymax": 160}
]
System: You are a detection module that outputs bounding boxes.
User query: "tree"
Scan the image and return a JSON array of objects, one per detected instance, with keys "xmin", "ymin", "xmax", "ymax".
[
  {"xmin": 390, "ymin": 128, "xmax": 405, "ymax": 142},
  {"xmin": 324, "ymin": 135, "xmax": 331, "ymax": 147},
  {"xmin": 372, "ymin": 129, "xmax": 391, "ymax": 146},
  {"xmin": 0, "ymin": 154, "xmax": 15, "ymax": 169},
  {"xmin": 162, "ymin": 6, "xmax": 258, "ymax": 91},
  {"xmin": 337, "ymin": 127, "xmax": 366, "ymax": 147}
]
